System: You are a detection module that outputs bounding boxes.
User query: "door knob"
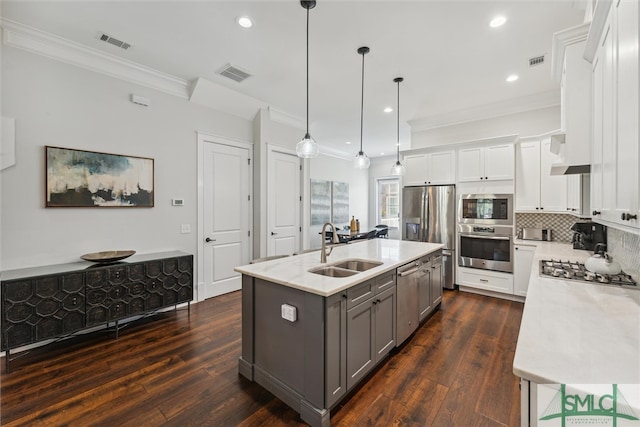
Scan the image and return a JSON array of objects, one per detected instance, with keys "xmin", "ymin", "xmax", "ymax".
[
  {"xmin": 271, "ymin": 232, "xmax": 278, "ymax": 236},
  {"xmin": 205, "ymin": 237, "xmax": 216, "ymax": 242},
  {"xmin": 592, "ymin": 210, "xmax": 601, "ymax": 216}
]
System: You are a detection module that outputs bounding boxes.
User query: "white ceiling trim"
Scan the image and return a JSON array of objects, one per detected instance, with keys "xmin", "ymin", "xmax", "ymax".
[
  {"xmin": 1, "ymin": 18, "xmax": 190, "ymax": 99},
  {"xmin": 266, "ymin": 107, "xmax": 305, "ymax": 131},
  {"xmin": 408, "ymin": 90, "xmax": 560, "ymax": 133}
]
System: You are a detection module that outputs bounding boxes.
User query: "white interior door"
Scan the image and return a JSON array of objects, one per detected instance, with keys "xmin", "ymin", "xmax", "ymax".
[
  {"xmin": 202, "ymin": 142, "xmax": 251, "ymax": 299},
  {"xmin": 267, "ymin": 149, "xmax": 301, "ymax": 256}
]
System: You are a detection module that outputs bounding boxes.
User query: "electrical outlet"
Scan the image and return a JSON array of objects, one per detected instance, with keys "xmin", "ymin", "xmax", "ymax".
[{"xmin": 180, "ymin": 224, "xmax": 191, "ymax": 234}]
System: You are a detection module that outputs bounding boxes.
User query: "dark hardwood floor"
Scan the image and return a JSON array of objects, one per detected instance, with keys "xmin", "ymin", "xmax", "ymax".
[{"xmin": 0, "ymin": 289, "xmax": 523, "ymax": 426}]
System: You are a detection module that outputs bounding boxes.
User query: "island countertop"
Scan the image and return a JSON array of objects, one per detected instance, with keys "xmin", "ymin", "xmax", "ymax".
[
  {"xmin": 234, "ymin": 239, "xmax": 443, "ymax": 297},
  {"xmin": 513, "ymin": 240, "xmax": 640, "ymax": 385}
]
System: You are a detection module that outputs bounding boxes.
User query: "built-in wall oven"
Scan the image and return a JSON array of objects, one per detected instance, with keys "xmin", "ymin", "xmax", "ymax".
[
  {"xmin": 458, "ymin": 225, "xmax": 514, "ymax": 273},
  {"xmin": 458, "ymin": 194, "xmax": 514, "ymax": 273}
]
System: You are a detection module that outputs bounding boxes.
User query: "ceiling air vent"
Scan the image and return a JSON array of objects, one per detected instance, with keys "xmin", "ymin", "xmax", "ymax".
[
  {"xmin": 529, "ymin": 55, "xmax": 545, "ymax": 67},
  {"xmin": 98, "ymin": 33, "xmax": 131, "ymax": 50},
  {"xmin": 217, "ymin": 63, "xmax": 252, "ymax": 83}
]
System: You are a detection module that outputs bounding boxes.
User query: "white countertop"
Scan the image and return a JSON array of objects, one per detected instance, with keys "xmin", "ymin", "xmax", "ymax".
[
  {"xmin": 234, "ymin": 239, "xmax": 443, "ymax": 297},
  {"xmin": 513, "ymin": 240, "xmax": 640, "ymax": 384}
]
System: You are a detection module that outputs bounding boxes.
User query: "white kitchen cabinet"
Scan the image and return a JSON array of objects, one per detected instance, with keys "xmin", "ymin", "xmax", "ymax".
[
  {"xmin": 590, "ymin": 0, "xmax": 640, "ymax": 229},
  {"xmin": 457, "ymin": 267, "xmax": 514, "ymax": 295},
  {"xmin": 403, "ymin": 150, "xmax": 455, "ymax": 186},
  {"xmin": 457, "ymin": 144, "xmax": 514, "ymax": 183},
  {"xmin": 552, "ymin": 24, "xmax": 592, "ymax": 168},
  {"xmin": 515, "ymin": 138, "xmax": 567, "ymax": 213},
  {"xmin": 513, "ymin": 244, "xmax": 535, "ymax": 297}
]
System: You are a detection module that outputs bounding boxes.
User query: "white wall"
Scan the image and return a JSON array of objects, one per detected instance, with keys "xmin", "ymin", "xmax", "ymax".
[
  {"xmin": 411, "ymin": 105, "xmax": 561, "ymax": 148},
  {"xmin": 1, "ymin": 47, "xmax": 252, "ymax": 270}
]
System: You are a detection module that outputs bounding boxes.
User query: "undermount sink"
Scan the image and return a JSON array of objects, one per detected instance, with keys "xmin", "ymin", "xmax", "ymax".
[
  {"xmin": 309, "ymin": 259, "xmax": 383, "ymax": 277},
  {"xmin": 309, "ymin": 266, "xmax": 358, "ymax": 277},
  {"xmin": 331, "ymin": 259, "xmax": 383, "ymax": 272}
]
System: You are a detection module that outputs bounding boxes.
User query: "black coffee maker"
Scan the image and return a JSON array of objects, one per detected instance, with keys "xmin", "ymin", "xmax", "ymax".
[{"xmin": 571, "ymin": 221, "xmax": 607, "ymax": 251}]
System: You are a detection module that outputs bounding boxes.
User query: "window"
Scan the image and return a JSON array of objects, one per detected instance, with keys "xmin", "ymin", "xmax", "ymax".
[{"xmin": 377, "ymin": 178, "xmax": 400, "ymax": 228}]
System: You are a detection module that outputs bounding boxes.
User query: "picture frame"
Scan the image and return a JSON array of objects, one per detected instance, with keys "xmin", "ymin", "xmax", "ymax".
[{"xmin": 45, "ymin": 146, "xmax": 154, "ymax": 207}]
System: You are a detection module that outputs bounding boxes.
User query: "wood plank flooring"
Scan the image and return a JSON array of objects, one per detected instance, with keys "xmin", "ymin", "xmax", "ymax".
[{"xmin": 0, "ymin": 289, "xmax": 523, "ymax": 426}]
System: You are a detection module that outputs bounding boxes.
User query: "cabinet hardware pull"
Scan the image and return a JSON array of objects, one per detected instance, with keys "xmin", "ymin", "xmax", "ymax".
[
  {"xmin": 479, "ymin": 279, "xmax": 489, "ymax": 282},
  {"xmin": 271, "ymin": 232, "xmax": 278, "ymax": 236},
  {"xmin": 622, "ymin": 213, "xmax": 638, "ymax": 221},
  {"xmin": 592, "ymin": 210, "xmax": 601, "ymax": 216}
]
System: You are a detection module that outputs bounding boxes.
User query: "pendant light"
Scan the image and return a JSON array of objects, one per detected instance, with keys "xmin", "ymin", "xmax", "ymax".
[
  {"xmin": 296, "ymin": 0, "xmax": 319, "ymax": 159},
  {"xmin": 354, "ymin": 46, "xmax": 371, "ymax": 169},
  {"xmin": 391, "ymin": 77, "xmax": 405, "ymax": 176}
]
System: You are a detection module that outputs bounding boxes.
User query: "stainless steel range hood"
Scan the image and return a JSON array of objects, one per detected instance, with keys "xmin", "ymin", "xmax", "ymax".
[{"xmin": 550, "ymin": 162, "xmax": 591, "ymax": 175}]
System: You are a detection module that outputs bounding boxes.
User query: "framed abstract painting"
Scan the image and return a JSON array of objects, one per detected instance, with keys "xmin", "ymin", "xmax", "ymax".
[{"xmin": 45, "ymin": 146, "xmax": 154, "ymax": 207}]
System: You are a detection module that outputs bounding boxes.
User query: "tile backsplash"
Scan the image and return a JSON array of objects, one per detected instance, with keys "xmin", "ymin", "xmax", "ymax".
[
  {"xmin": 515, "ymin": 213, "xmax": 580, "ymax": 242},
  {"xmin": 607, "ymin": 227, "xmax": 640, "ymax": 281}
]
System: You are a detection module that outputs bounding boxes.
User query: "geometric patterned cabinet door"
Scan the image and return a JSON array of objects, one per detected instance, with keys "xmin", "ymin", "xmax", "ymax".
[
  {"xmin": 1, "ymin": 251, "xmax": 193, "ymax": 370},
  {"xmin": 2, "ymin": 272, "xmax": 85, "ymax": 349}
]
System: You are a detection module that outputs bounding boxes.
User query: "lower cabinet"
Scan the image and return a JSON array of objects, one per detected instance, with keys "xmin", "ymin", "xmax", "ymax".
[
  {"xmin": 418, "ymin": 254, "xmax": 444, "ymax": 322},
  {"xmin": 346, "ymin": 274, "xmax": 396, "ymax": 390},
  {"xmin": 458, "ymin": 267, "xmax": 514, "ymax": 294},
  {"xmin": 514, "ymin": 244, "xmax": 536, "ymax": 297}
]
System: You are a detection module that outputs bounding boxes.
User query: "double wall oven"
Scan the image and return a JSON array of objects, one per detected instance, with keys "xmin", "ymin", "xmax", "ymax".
[{"xmin": 458, "ymin": 194, "xmax": 514, "ymax": 273}]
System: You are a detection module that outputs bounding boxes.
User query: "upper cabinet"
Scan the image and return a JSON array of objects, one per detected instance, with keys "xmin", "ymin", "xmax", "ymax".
[
  {"xmin": 403, "ymin": 150, "xmax": 456, "ymax": 186},
  {"xmin": 589, "ymin": 0, "xmax": 640, "ymax": 229},
  {"xmin": 515, "ymin": 138, "xmax": 568, "ymax": 213},
  {"xmin": 551, "ymin": 23, "xmax": 592, "ymax": 169},
  {"xmin": 457, "ymin": 144, "xmax": 514, "ymax": 183}
]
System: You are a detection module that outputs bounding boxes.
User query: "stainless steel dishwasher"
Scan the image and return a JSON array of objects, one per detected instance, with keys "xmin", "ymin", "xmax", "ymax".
[{"xmin": 396, "ymin": 256, "xmax": 430, "ymax": 345}]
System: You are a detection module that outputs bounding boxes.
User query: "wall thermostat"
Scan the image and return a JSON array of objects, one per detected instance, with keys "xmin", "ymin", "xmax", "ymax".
[
  {"xmin": 172, "ymin": 198, "xmax": 184, "ymax": 206},
  {"xmin": 281, "ymin": 304, "xmax": 297, "ymax": 322}
]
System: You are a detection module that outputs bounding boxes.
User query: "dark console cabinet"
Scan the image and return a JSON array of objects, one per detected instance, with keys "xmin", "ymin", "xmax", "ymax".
[{"xmin": 1, "ymin": 251, "xmax": 193, "ymax": 371}]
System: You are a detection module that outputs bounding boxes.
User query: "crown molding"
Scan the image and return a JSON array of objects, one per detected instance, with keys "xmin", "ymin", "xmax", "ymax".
[
  {"xmin": 267, "ymin": 107, "xmax": 305, "ymax": 131},
  {"xmin": 1, "ymin": 18, "xmax": 190, "ymax": 99},
  {"xmin": 409, "ymin": 90, "xmax": 560, "ymax": 132},
  {"xmin": 551, "ymin": 22, "xmax": 590, "ymax": 81}
]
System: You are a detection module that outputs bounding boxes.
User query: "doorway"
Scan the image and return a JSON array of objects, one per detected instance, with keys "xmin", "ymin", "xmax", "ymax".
[{"xmin": 198, "ymin": 133, "xmax": 252, "ymax": 300}]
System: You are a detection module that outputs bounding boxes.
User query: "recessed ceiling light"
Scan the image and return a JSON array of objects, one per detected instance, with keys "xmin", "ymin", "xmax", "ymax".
[
  {"xmin": 490, "ymin": 16, "xmax": 506, "ymax": 28},
  {"xmin": 380, "ymin": 152, "xmax": 385, "ymax": 156},
  {"xmin": 506, "ymin": 74, "xmax": 519, "ymax": 82},
  {"xmin": 384, "ymin": 107, "xmax": 393, "ymax": 113},
  {"xmin": 345, "ymin": 141, "xmax": 352, "ymax": 145},
  {"xmin": 237, "ymin": 16, "xmax": 254, "ymax": 29}
]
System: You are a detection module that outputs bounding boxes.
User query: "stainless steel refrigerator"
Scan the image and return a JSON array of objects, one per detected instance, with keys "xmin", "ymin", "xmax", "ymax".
[{"xmin": 402, "ymin": 185, "xmax": 456, "ymax": 289}]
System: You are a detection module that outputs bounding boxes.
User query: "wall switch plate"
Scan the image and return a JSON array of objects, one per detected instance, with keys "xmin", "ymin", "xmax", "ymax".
[
  {"xmin": 172, "ymin": 198, "xmax": 184, "ymax": 206},
  {"xmin": 281, "ymin": 304, "xmax": 297, "ymax": 322},
  {"xmin": 180, "ymin": 224, "xmax": 191, "ymax": 234}
]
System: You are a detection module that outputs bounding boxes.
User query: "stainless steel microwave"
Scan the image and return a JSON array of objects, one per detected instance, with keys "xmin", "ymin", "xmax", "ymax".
[{"xmin": 458, "ymin": 194, "xmax": 514, "ymax": 226}]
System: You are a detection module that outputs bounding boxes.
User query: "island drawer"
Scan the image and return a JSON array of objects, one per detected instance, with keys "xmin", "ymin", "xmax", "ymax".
[
  {"xmin": 346, "ymin": 280, "xmax": 374, "ymax": 309},
  {"xmin": 375, "ymin": 272, "xmax": 396, "ymax": 293}
]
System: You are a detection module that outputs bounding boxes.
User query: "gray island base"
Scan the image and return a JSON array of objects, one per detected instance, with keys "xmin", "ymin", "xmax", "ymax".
[{"xmin": 235, "ymin": 240, "xmax": 444, "ymax": 427}]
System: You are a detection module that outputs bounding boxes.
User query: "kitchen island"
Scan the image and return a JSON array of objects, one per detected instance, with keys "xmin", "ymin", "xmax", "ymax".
[
  {"xmin": 235, "ymin": 239, "xmax": 443, "ymax": 427},
  {"xmin": 513, "ymin": 241, "xmax": 640, "ymax": 425}
]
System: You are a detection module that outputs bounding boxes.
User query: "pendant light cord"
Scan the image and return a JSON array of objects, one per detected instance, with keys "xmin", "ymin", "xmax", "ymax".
[
  {"xmin": 306, "ymin": 6, "xmax": 310, "ymax": 136},
  {"xmin": 396, "ymin": 79, "xmax": 400, "ymax": 161},
  {"xmin": 360, "ymin": 51, "xmax": 365, "ymax": 153}
]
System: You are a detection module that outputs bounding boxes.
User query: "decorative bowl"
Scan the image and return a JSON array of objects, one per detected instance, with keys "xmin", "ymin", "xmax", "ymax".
[{"xmin": 81, "ymin": 250, "xmax": 136, "ymax": 263}]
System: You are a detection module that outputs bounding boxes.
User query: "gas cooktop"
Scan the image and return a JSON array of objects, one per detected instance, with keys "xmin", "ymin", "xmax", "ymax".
[{"xmin": 539, "ymin": 259, "xmax": 637, "ymax": 287}]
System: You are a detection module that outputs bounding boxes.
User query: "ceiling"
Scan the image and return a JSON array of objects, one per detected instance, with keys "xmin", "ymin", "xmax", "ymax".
[{"xmin": 1, "ymin": 1, "xmax": 587, "ymax": 158}]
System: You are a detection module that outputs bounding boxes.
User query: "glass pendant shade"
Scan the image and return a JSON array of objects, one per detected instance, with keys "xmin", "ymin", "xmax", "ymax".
[
  {"xmin": 296, "ymin": 133, "xmax": 319, "ymax": 158},
  {"xmin": 354, "ymin": 151, "xmax": 370, "ymax": 169},
  {"xmin": 391, "ymin": 160, "xmax": 405, "ymax": 176}
]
